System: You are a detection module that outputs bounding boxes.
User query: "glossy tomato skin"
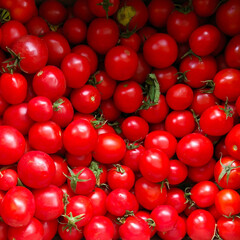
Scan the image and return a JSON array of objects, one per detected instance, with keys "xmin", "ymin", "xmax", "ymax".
[
  {"xmin": 63, "ymin": 119, "xmax": 98, "ymax": 156},
  {"xmin": 216, "ymin": 0, "xmax": 240, "ymax": 36},
  {"xmin": 134, "ymin": 177, "xmax": 167, "ymax": 210},
  {"xmin": 93, "ymin": 133, "xmax": 126, "ymax": 164},
  {"xmin": 217, "ymin": 216, "xmax": 240, "ymax": 240},
  {"xmin": 151, "ymin": 205, "xmax": 178, "ymax": 232},
  {"xmin": 186, "ymin": 210, "xmax": 215, "ymax": 240},
  {"xmin": 61, "ymin": 53, "xmax": 91, "ymax": 88},
  {"xmin": 0, "ymin": 169, "xmax": 18, "ymax": 191},
  {"xmin": 105, "ymin": 46, "xmax": 138, "ymax": 81},
  {"xmin": 215, "ymin": 189, "xmax": 240, "ymax": 216},
  {"xmin": 11, "ymin": 35, "xmax": 48, "ymax": 74},
  {"xmin": 84, "ymin": 216, "xmax": 115, "ymax": 240},
  {"xmin": 28, "ymin": 121, "xmax": 63, "ymax": 154},
  {"xmin": 87, "ymin": 18, "xmax": 119, "ymax": 55},
  {"xmin": 144, "ymin": 130, "xmax": 177, "ymax": 158},
  {"xmin": 225, "ymin": 124, "xmax": 240, "ymax": 160},
  {"xmin": 119, "ymin": 216, "xmax": 151, "ymax": 240},
  {"xmin": 73, "ymin": 0, "xmax": 95, "ymax": 23},
  {"xmin": 143, "ymin": 33, "xmax": 178, "ymax": 69},
  {"xmin": 190, "ymin": 181, "xmax": 219, "ymax": 208},
  {"xmin": 7, "ymin": 217, "xmax": 44, "ymax": 240},
  {"xmin": 26, "ymin": 16, "xmax": 50, "ymax": 37},
  {"xmin": 200, "ymin": 105, "xmax": 234, "ymax": 136},
  {"xmin": 33, "ymin": 65, "xmax": 66, "ymax": 101},
  {"xmin": 17, "ymin": 151, "xmax": 56, "ymax": 189},
  {"xmin": 33, "ymin": 185, "xmax": 64, "ymax": 221},
  {"xmin": 213, "ymin": 68, "xmax": 240, "ymax": 102},
  {"xmin": 166, "ymin": 188, "xmax": 187, "ymax": 213},
  {"xmin": 71, "ymin": 85, "xmax": 101, "ymax": 114},
  {"xmin": 176, "ymin": 133, "xmax": 214, "ymax": 167},
  {"xmin": 0, "ymin": 125, "xmax": 26, "ymax": 165},
  {"xmin": 225, "ymin": 34, "xmax": 240, "ymax": 68},
  {"xmin": 41, "ymin": 219, "xmax": 58, "ymax": 240},
  {"xmin": 214, "ymin": 156, "xmax": 240, "ymax": 189},
  {"xmin": 1, "ymin": 186, "xmax": 35, "ymax": 227},
  {"xmin": 106, "ymin": 188, "xmax": 139, "ymax": 216},
  {"xmin": 42, "ymin": 32, "xmax": 71, "ymax": 66},
  {"xmin": 168, "ymin": 160, "xmax": 188, "ymax": 185},
  {"xmin": 120, "ymin": 32, "xmax": 141, "ymax": 52},
  {"xmin": 139, "ymin": 148, "xmax": 170, "ymax": 183},
  {"xmin": 0, "ymin": 73, "xmax": 27, "ymax": 105},
  {"xmin": 0, "ymin": 221, "xmax": 8, "ymax": 240},
  {"xmin": 192, "ymin": 0, "xmax": 218, "ymax": 17}
]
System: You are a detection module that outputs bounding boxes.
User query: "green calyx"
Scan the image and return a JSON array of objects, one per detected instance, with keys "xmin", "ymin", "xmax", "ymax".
[
  {"xmin": 89, "ymin": 161, "xmax": 103, "ymax": 186},
  {"xmin": 53, "ymin": 98, "xmax": 65, "ymax": 111},
  {"xmin": 61, "ymin": 212, "xmax": 85, "ymax": 233},
  {"xmin": 218, "ymin": 98, "xmax": 233, "ymax": 119},
  {"xmin": 0, "ymin": 8, "xmax": 11, "ymax": 23}
]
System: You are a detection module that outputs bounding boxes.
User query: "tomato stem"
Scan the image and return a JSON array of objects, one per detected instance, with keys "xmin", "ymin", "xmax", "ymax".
[{"xmin": 97, "ymin": 0, "xmax": 113, "ymax": 19}]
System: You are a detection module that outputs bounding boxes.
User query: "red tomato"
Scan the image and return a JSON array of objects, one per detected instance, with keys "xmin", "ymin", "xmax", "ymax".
[
  {"xmin": 192, "ymin": 0, "xmax": 219, "ymax": 17},
  {"xmin": 73, "ymin": 0, "xmax": 95, "ymax": 23},
  {"xmin": 166, "ymin": 188, "xmax": 187, "ymax": 213},
  {"xmin": 168, "ymin": 160, "xmax": 188, "ymax": 185},
  {"xmin": 0, "ymin": 169, "xmax": 18, "ymax": 191},
  {"xmin": 26, "ymin": 16, "xmax": 50, "ymax": 37},
  {"xmin": 41, "ymin": 219, "xmax": 58, "ymax": 240},
  {"xmin": 225, "ymin": 34, "xmax": 240, "ymax": 68}
]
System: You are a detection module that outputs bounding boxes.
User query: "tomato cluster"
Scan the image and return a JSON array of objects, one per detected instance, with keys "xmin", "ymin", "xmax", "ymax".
[{"xmin": 0, "ymin": 0, "xmax": 240, "ymax": 239}]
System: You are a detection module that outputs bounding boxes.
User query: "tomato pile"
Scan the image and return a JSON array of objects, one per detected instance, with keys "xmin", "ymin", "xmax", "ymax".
[{"xmin": 0, "ymin": 0, "xmax": 240, "ymax": 239}]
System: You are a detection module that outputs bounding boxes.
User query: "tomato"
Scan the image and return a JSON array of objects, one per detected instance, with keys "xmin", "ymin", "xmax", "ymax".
[
  {"xmin": 41, "ymin": 219, "xmax": 58, "ymax": 240},
  {"xmin": 17, "ymin": 151, "xmax": 56, "ymax": 189},
  {"xmin": 167, "ymin": 10, "xmax": 198, "ymax": 43},
  {"xmin": 72, "ymin": 44, "xmax": 98, "ymax": 75},
  {"xmin": 188, "ymin": 158, "xmax": 216, "ymax": 182},
  {"xmin": 0, "ymin": 72, "xmax": 27, "ymax": 105},
  {"xmin": 50, "ymin": 155, "xmax": 68, "ymax": 187},
  {"xmin": 66, "ymin": 166, "xmax": 96, "ymax": 195},
  {"xmin": 63, "ymin": 119, "xmax": 98, "ymax": 156},
  {"xmin": 143, "ymin": 33, "xmax": 178, "ymax": 69},
  {"xmin": 225, "ymin": 124, "xmax": 240, "ymax": 160},
  {"xmin": 100, "ymin": 98, "xmax": 121, "ymax": 121},
  {"xmin": 119, "ymin": 215, "xmax": 151, "ymax": 240},
  {"xmin": 0, "ymin": 221, "xmax": 8, "ymax": 240},
  {"xmin": 87, "ymin": 18, "xmax": 119, "ymax": 55},
  {"xmin": 7, "ymin": 218, "xmax": 44, "ymax": 240},
  {"xmin": 120, "ymin": 32, "xmax": 141, "ymax": 52},
  {"xmin": 93, "ymin": 133, "xmax": 126, "ymax": 164},
  {"xmin": 58, "ymin": 224, "xmax": 83, "ymax": 240},
  {"xmin": 0, "ymin": 168, "xmax": 18, "ymax": 191},
  {"xmin": 51, "ymin": 97, "xmax": 74, "ymax": 128},
  {"xmin": 105, "ymin": 46, "xmax": 138, "ymax": 81},
  {"xmin": 122, "ymin": 116, "xmax": 149, "ymax": 142},
  {"xmin": 0, "ymin": 0, "xmax": 36, "ymax": 23},
  {"xmin": 190, "ymin": 90, "xmax": 220, "ymax": 115},
  {"xmin": 176, "ymin": 133, "xmax": 214, "ymax": 167},
  {"xmin": 26, "ymin": 16, "xmax": 50, "ymax": 37},
  {"xmin": 61, "ymin": 53, "xmax": 91, "ymax": 89},
  {"xmin": 1, "ymin": 186, "xmax": 35, "ymax": 227},
  {"xmin": 28, "ymin": 96, "xmax": 53, "ymax": 122},
  {"xmin": 0, "ymin": 125, "xmax": 25, "ymax": 165},
  {"xmin": 10, "ymin": 35, "xmax": 48, "ymax": 74},
  {"xmin": 165, "ymin": 110, "xmax": 196, "ymax": 138},
  {"xmin": 192, "ymin": 0, "xmax": 218, "ymax": 17},
  {"xmin": 179, "ymin": 55, "xmax": 217, "ymax": 88},
  {"xmin": 0, "ymin": 20, "xmax": 27, "ymax": 50},
  {"xmin": 32, "ymin": 65, "xmax": 66, "ymax": 101},
  {"xmin": 217, "ymin": 216, "xmax": 240, "ymax": 240},
  {"xmin": 39, "ymin": 0, "xmax": 67, "ymax": 25},
  {"xmin": 87, "ymin": 0, "xmax": 119, "ymax": 18},
  {"xmin": 73, "ymin": 0, "xmax": 95, "ymax": 23},
  {"xmin": 144, "ymin": 130, "xmax": 177, "ymax": 158},
  {"xmin": 134, "ymin": 177, "xmax": 167, "ymax": 210},
  {"xmin": 213, "ymin": 69, "xmax": 240, "ymax": 103},
  {"xmin": 190, "ymin": 181, "xmax": 219, "ymax": 208},
  {"xmin": 28, "ymin": 121, "xmax": 62, "ymax": 154},
  {"xmin": 117, "ymin": 0, "xmax": 148, "ymax": 31},
  {"xmin": 153, "ymin": 66, "xmax": 178, "ymax": 93},
  {"xmin": 186, "ymin": 210, "xmax": 215, "ymax": 240},
  {"xmin": 3, "ymin": 103, "xmax": 34, "ymax": 135},
  {"xmin": 63, "ymin": 18, "xmax": 87, "ymax": 45},
  {"xmin": 139, "ymin": 148, "xmax": 170, "ymax": 183},
  {"xmin": 33, "ymin": 185, "xmax": 64, "ymax": 221},
  {"xmin": 84, "ymin": 216, "xmax": 115, "ymax": 240},
  {"xmin": 151, "ymin": 205, "xmax": 178, "ymax": 232},
  {"xmin": 148, "ymin": 0, "xmax": 174, "ymax": 28},
  {"xmin": 107, "ymin": 164, "xmax": 135, "ymax": 190},
  {"xmin": 166, "ymin": 84, "xmax": 193, "ymax": 110},
  {"xmin": 42, "ymin": 32, "xmax": 71, "ymax": 66},
  {"xmin": 214, "ymin": 156, "xmax": 240, "ymax": 190},
  {"xmin": 88, "ymin": 188, "xmax": 107, "ymax": 216},
  {"xmin": 225, "ymin": 34, "xmax": 240, "ymax": 68},
  {"xmin": 216, "ymin": 0, "xmax": 240, "ymax": 36},
  {"xmin": 189, "ymin": 24, "xmax": 221, "ymax": 56},
  {"xmin": 215, "ymin": 189, "xmax": 240, "ymax": 216},
  {"xmin": 71, "ymin": 85, "xmax": 101, "ymax": 114},
  {"xmin": 106, "ymin": 188, "xmax": 139, "ymax": 216},
  {"xmin": 168, "ymin": 160, "xmax": 188, "ymax": 185},
  {"xmin": 0, "ymin": 95, "xmax": 8, "ymax": 117},
  {"xmin": 200, "ymin": 104, "xmax": 234, "ymax": 136}
]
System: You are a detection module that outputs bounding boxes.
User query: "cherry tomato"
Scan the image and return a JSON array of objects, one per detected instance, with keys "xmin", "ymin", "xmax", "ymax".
[{"xmin": 168, "ymin": 160, "xmax": 188, "ymax": 185}]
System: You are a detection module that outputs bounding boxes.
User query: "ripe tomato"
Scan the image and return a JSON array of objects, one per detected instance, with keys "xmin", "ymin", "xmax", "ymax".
[
  {"xmin": 166, "ymin": 188, "xmax": 187, "ymax": 213},
  {"xmin": 168, "ymin": 160, "xmax": 188, "ymax": 185},
  {"xmin": 0, "ymin": 168, "xmax": 18, "ymax": 191},
  {"xmin": 1, "ymin": 186, "xmax": 35, "ymax": 227},
  {"xmin": 192, "ymin": 0, "xmax": 218, "ymax": 17},
  {"xmin": 41, "ymin": 219, "xmax": 58, "ymax": 240},
  {"xmin": 143, "ymin": 33, "xmax": 178, "ymax": 69},
  {"xmin": 225, "ymin": 34, "xmax": 240, "ymax": 68},
  {"xmin": 26, "ymin": 16, "xmax": 50, "ymax": 37}
]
